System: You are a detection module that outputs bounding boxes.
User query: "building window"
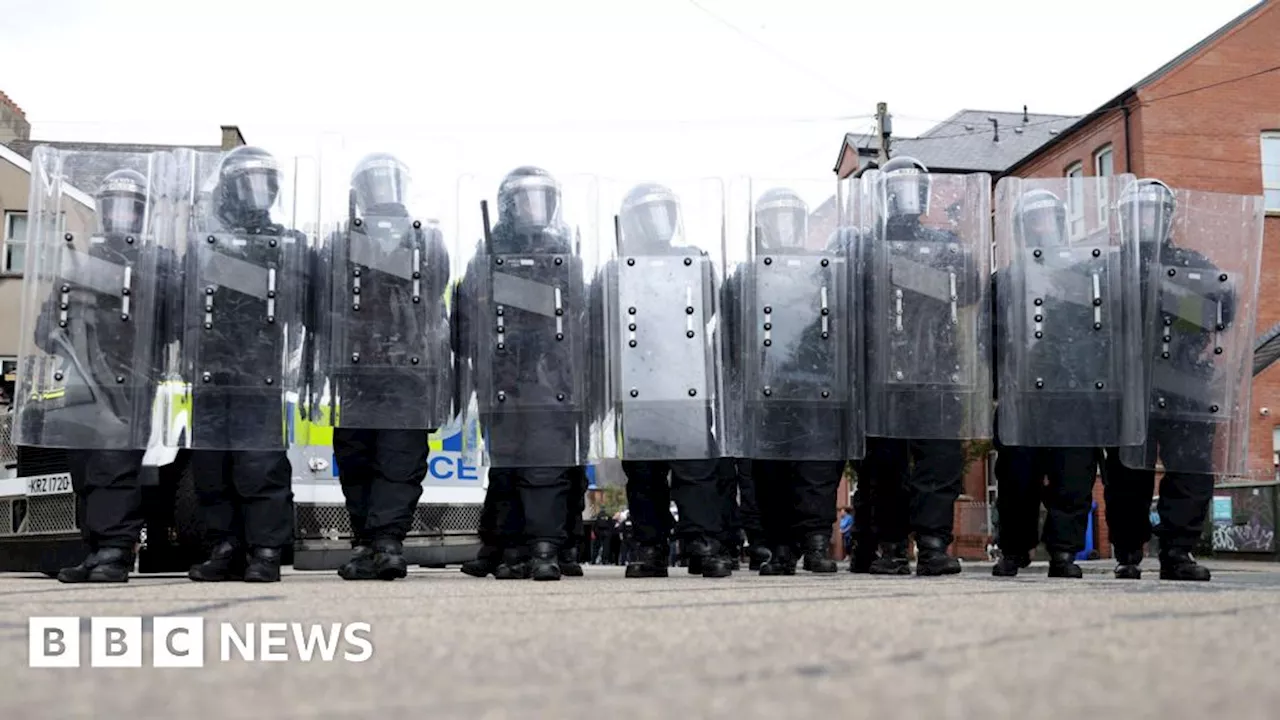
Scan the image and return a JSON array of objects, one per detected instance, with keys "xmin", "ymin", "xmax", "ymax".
[
  {"xmin": 3, "ymin": 211, "xmax": 27, "ymax": 275},
  {"xmin": 1065, "ymin": 162, "xmax": 1084, "ymax": 237},
  {"xmin": 1094, "ymin": 145, "xmax": 1114, "ymax": 224},
  {"xmin": 1263, "ymin": 132, "xmax": 1280, "ymax": 213}
]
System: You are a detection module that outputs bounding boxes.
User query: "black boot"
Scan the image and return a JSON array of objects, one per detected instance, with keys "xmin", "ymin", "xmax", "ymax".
[
  {"xmin": 868, "ymin": 541, "xmax": 911, "ymax": 576},
  {"xmin": 686, "ymin": 537, "xmax": 732, "ymax": 578},
  {"xmin": 915, "ymin": 535, "xmax": 961, "ymax": 577},
  {"xmin": 460, "ymin": 544, "xmax": 503, "ymax": 578},
  {"xmin": 189, "ymin": 541, "xmax": 245, "ymax": 582},
  {"xmin": 759, "ymin": 545, "xmax": 796, "ymax": 576},
  {"xmin": 849, "ymin": 543, "xmax": 877, "ymax": 574},
  {"xmin": 530, "ymin": 541, "xmax": 561, "ymax": 581},
  {"xmin": 58, "ymin": 547, "xmax": 133, "ymax": 584},
  {"xmin": 721, "ymin": 544, "xmax": 742, "ymax": 571},
  {"xmin": 373, "ymin": 538, "xmax": 408, "ymax": 581},
  {"xmin": 747, "ymin": 544, "xmax": 771, "ymax": 571},
  {"xmin": 992, "ymin": 551, "xmax": 1031, "ymax": 577},
  {"xmin": 802, "ymin": 532, "xmax": 837, "ymax": 574},
  {"xmin": 495, "ymin": 547, "xmax": 531, "ymax": 580},
  {"xmin": 625, "ymin": 544, "xmax": 670, "ymax": 578},
  {"xmin": 1114, "ymin": 548, "xmax": 1143, "ymax": 580},
  {"xmin": 558, "ymin": 546, "xmax": 584, "ymax": 577},
  {"xmin": 244, "ymin": 547, "xmax": 283, "ymax": 583},
  {"xmin": 1159, "ymin": 547, "xmax": 1211, "ymax": 582},
  {"xmin": 338, "ymin": 545, "xmax": 377, "ymax": 580},
  {"xmin": 1048, "ymin": 551, "xmax": 1083, "ymax": 579}
]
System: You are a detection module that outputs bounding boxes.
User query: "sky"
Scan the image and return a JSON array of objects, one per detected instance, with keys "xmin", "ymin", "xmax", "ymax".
[{"xmin": 0, "ymin": 0, "xmax": 1263, "ymax": 233}]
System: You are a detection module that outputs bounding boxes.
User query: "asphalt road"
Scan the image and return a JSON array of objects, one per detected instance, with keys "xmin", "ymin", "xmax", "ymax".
[{"xmin": 1, "ymin": 559, "xmax": 1278, "ymax": 720}]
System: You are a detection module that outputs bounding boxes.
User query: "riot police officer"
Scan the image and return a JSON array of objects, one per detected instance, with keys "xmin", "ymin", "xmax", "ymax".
[
  {"xmin": 320, "ymin": 153, "xmax": 452, "ymax": 581},
  {"xmin": 594, "ymin": 183, "xmax": 730, "ymax": 579},
  {"xmin": 26, "ymin": 163, "xmax": 172, "ymax": 583},
  {"xmin": 860, "ymin": 156, "xmax": 987, "ymax": 577},
  {"xmin": 185, "ymin": 146, "xmax": 298, "ymax": 583},
  {"xmin": 1103, "ymin": 179, "xmax": 1239, "ymax": 582},
  {"xmin": 456, "ymin": 166, "xmax": 585, "ymax": 581},
  {"xmin": 992, "ymin": 187, "xmax": 1131, "ymax": 578},
  {"xmin": 725, "ymin": 187, "xmax": 850, "ymax": 576}
]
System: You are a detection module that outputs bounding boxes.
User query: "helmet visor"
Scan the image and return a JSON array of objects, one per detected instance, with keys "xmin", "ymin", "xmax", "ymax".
[{"xmin": 97, "ymin": 194, "xmax": 146, "ymax": 236}]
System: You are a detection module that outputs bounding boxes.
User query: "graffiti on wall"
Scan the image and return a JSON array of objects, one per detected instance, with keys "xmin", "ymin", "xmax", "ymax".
[{"xmin": 1211, "ymin": 487, "xmax": 1276, "ymax": 553}]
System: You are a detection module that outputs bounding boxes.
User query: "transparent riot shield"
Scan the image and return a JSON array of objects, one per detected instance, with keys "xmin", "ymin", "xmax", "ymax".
[
  {"xmin": 456, "ymin": 170, "xmax": 598, "ymax": 468},
  {"xmin": 994, "ymin": 175, "xmax": 1144, "ymax": 447},
  {"xmin": 315, "ymin": 142, "xmax": 455, "ymax": 430},
  {"xmin": 1120, "ymin": 187, "xmax": 1265, "ymax": 476},
  {"xmin": 864, "ymin": 171, "xmax": 992, "ymax": 440},
  {"xmin": 15, "ymin": 147, "xmax": 177, "ymax": 449},
  {"xmin": 593, "ymin": 177, "xmax": 727, "ymax": 461},
  {"xmin": 724, "ymin": 177, "xmax": 857, "ymax": 461},
  {"xmin": 171, "ymin": 148, "xmax": 318, "ymax": 450}
]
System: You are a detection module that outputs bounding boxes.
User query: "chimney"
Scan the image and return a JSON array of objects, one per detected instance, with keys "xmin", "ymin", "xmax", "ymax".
[
  {"xmin": 0, "ymin": 89, "xmax": 31, "ymax": 144},
  {"xmin": 988, "ymin": 117, "xmax": 999, "ymax": 143},
  {"xmin": 1023, "ymin": 105, "xmax": 1029, "ymax": 123},
  {"xmin": 220, "ymin": 125, "xmax": 247, "ymax": 150}
]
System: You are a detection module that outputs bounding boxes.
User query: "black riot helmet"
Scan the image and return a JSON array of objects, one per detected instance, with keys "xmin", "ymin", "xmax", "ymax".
[
  {"xmin": 879, "ymin": 156, "xmax": 931, "ymax": 220},
  {"xmin": 351, "ymin": 153, "xmax": 411, "ymax": 214},
  {"xmin": 1118, "ymin": 178, "xmax": 1176, "ymax": 244},
  {"xmin": 754, "ymin": 187, "xmax": 808, "ymax": 250},
  {"xmin": 1015, "ymin": 189, "xmax": 1067, "ymax": 247},
  {"xmin": 96, "ymin": 169, "xmax": 148, "ymax": 237},
  {"xmin": 619, "ymin": 183, "xmax": 681, "ymax": 252},
  {"xmin": 214, "ymin": 146, "xmax": 280, "ymax": 229},
  {"xmin": 498, "ymin": 166, "xmax": 561, "ymax": 231}
]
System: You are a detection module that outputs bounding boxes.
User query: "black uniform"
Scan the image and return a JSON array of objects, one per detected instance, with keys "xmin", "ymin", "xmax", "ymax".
[
  {"xmin": 1102, "ymin": 179, "xmax": 1230, "ymax": 582},
  {"xmin": 723, "ymin": 187, "xmax": 847, "ymax": 576},
  {"xmin": 590, "ymin": 183, "xmax": 729, "ymax": 579},
  {"xmin": 455, "ymin": 166, "xmax": 583, "ymax": 582},
  {"xmin": 992, "ymin": 189, "xmax": 1107, "ymax": 579},
  {"xmin": 316, "ymin": 153, "xmax": 451, "ymax": 581},
  {"xmin": 717, "ymin": 457, "xmax": 766, "ymax": 568},
  {"xmin": 861, "ymin": 157, "xmax": 980, "ymax": 576},
  {"xmin": 33, "ymin": 167, "xmax": 171, "ymax": 583},
  {"xmin": 185, "ymin": 146, "xmax": 299, "ymax": 583}
]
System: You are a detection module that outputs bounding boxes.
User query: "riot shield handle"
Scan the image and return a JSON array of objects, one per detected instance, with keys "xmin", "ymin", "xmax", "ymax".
[
  {"xmin": 348, "ymin": 188, "xmax": 357, "ymax": 226},
  {"xmin": 480, "ymin": 200, "xmax": 493, "ymax": 254},
  {"xmin": 613, "ymin": 214, "xmax": 621, "ymax": 255}
]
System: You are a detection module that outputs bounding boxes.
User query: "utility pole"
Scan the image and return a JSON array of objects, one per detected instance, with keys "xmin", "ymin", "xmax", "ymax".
[{"xmin": 876, "ymin": 102, "xmax": 892, "ymax": 164}]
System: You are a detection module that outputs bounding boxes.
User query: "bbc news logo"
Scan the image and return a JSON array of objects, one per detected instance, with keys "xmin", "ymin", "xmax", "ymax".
[{"xmin": 28, "ymin": 617, "xmax": 374, "ymax": 667}]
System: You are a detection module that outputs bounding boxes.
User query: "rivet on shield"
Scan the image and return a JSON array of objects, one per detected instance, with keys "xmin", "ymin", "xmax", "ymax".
[
  {"xmin": 556, "ymin": 393, "xmax": 565, "ymax": 401},
  {"xmin": 267, "ymin": 316, "xmax": 275, "ymax": 324},
  {"xmin": 629, "ymin": 323, "xmax": 637, "ymax": 331},
  {"xmin": 1214, "ymin": 347, "xmax": 1223, "ymax": 355},
  {"xmin": 1219, "ymin": 273, "xmax": 1228, "ymax": 282},
  {"xmin": 763, "ymin": 339, "xmax": 772, "ymax": 347},
  {"xmin": 64, "ymin": 233, "xmax": 74, "ymax": 242},
  {"xmin": 1167, "ymin": 268, "xmax": 1176, "ymax": 277},
  {"xmin": 554, "ymin": 257, "xmax": 563, "ymax": 266},
  {"xmin": 821, "ymin": 259, "xmax": 829, "ymax": 267},
  {"xmin": 686, "ymin": 330, "xmax": 695, "ymax": 338},
  {"xmin": 60, "ymin": 284, "xmax": 70, "ymax": 293},
  {"xmin": 629, "ymin": 340, "xmax": 637, "ymax": 347},
  {"xmin": 1033, "ymin": 249, "xmax": 1042, "ymax": 259},
  {"xmin": 116, "ymin": 376, "xmax": 124, "ymax": 384},
  {"xmin": 207, "ymin": 235, "xmax": 216, "ymax": 244},
  {"xmin": 126, "ymin": 236, "xmax": 135, "ymax": 244},
  {"xmin": 684, "ymin": 258, "xmax": 692, "ymax": 266},
  {"xmin": 1092, "ymin": 248, "xmax": 1101, "ymax": 257},
  {"xmin": 686, "ymin": 306, "xmax": 694, "ymax": 315},
  {"xmin": 951, "ymin": 373, "xmax": 959, "ymax": 382},
  {"xmin": 1095, "ymin": 382, "xmax": 1104, "ymax": 390},
  {"xmin": 497, "ymin": 391, "xmax": 506, "ymax": 402},
  {"xmin": 202, "ymin": 372, "xmax": 211, "ymax": 383},
  {"xmin": 59, "ymin": 321, "xmax": 67, "ymax": 328},
  {"xmin": 821, "ymin": 390, "xmax": 830, "ymax": 398},
  {"xmin": 54, "ymin": 372, "xmax": 64, "ymax": 381},
  {"xmin": 412, "ymin": 271, "xmax": 421, "ymax": 279},
  {"xmin": 1162, "ymin": 351, "xmax": 1170, "ymax": 359},
  {"xmin": 1034, "ymin": 298, "xmax": 1043, "ymax": 306},
  {"xmin": 1216, "ymin": 323, "xmax": 1226, "ymax": 331},
  {"xmin": 628, "ymin": 307, "xmax": 636, "ymax": 315},
  {"xmin": 1035, "ymin": 378, "xmax": 1044, "ymax": 389},
  {"xmin": 352, "ymin": 353, "xmax": 360, "ymax": 363},
  {"xmin": 895, "ymin": 371, "xmax": 904, "ymax": 380},
  {"xmin": 204, "ymin": 322, "xmax": 212, "ymax": 330},
  {"xmin": 764, "ymin": 257, "xmax": 773, "ymax": 266},
  {"xmin": 413, "ymin": 220, "xmax": 422, "ymax": 229},
  {"xmin": 764, "ymin": 306, "xmax": 773, "ymax": 314},
  {"xmin": 497, "ymin": 342, "xmax": 505, "ymax": 351},
  {"xmin": 354, "ymin": 218, "xmax": 362, "ymax": 227},
  {"xmin": 821, "ymin": 332, "xmax": 829, "ymax": 339},
  {"xmin": 688, "ymin": 389, "xmax": 697, "ymax": 397},
  {"xmin": 1163, "ymin": 334, "xmax": 1172, "ymax": 343},
  {"xmin": 630, "ymin": 389, "xmax": 639, "ymax": 398},
  {"xmin": 1158, "ymin": 398, "xmax": 1167, "ymax": 408},
  {"xmin": 763, "ymin": 387, "xmax": 772, "ymax": 397},
  {"xmin": 496, "ymin": 258, "xmax": 504, "ymax": 265},
  {"xmin": 497, "ymin": 306, "xmax": 505, "ymax": 316},
  {"xmin": 1093, "ymin": 322, "xmax": 1102, "ymax": 330},
  {"xmin": 1210, "ymin": 404, "xmax": 1219, "ymax": 413},
  {"xmin": 120, "ymin": 314, "xmax": 129, "ymax": 322},
  {"xmin": 557, "ymin": 333, "xmax": 565, "ymax": 341},
  {"xmin": 1035, "ymin": 331, "xmax": 1043, "ymax": 339},
  {"xmin": 1092, "ymin": 298, "xmax": 1102, "ymax": 306},
  {"xmin": 764, "ymin": 322, "xmax": 772, "ymax": 331},
  {"xmin": 627, "ymin": 258, "xmax": 635, "ymax": 266},
  {"xmin": 269, "ymin": 239, "xmax": 278, "ymax": 248},
  {"xmin": 353, "ymin": 269, "xmax": 362, "ymax": 277},
  {"xmin": 412, "ymin": 296, "xmax": 421, "ymax": 304},
  {"xmin": 1034, "ymin": 314, "xmax": 1043, "ymax": 323}
]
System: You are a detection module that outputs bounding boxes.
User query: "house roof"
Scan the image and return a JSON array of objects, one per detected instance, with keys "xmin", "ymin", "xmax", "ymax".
[
  {"xmin": 836, "ymin": 109, "xmax": 1080, "ymax": 175},
  {"xmin": 4, "ymin": 139, "xmax": 221, "ymax": 160},
  {"xmin": 1007, "ymin": 0, "xmax": 1272, "ymax": 174},
  {"xmin": 0, "ymin": 142, "xmax": 94, "ymax": 208}
]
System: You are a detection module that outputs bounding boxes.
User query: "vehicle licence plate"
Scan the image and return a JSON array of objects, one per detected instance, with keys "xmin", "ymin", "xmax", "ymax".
[{"xmin": 27, "ymin": 475, "xmax": 72, "ymax": 496}]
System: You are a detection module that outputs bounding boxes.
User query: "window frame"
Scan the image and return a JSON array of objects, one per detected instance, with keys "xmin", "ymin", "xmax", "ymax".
[
  {"xmin": 2, "ymin": 210, "xmax": 28, "ymax": 276},
  {"xmin": 1263, "ymin": 131, "xmax": 1280, "ymax": 214},
  {"xmin": 1094, "ymin": 145, "xmax": 1115, "ymax": 224},
  {"xmin": 1064, "ymin": 161, "xmax": 1085, "ymax": 237}
]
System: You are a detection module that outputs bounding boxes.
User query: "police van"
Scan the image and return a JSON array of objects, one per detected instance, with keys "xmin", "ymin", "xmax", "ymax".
[{"xmin": 0, "ymin": 385, "xmax": 485, "ymax": 574}]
